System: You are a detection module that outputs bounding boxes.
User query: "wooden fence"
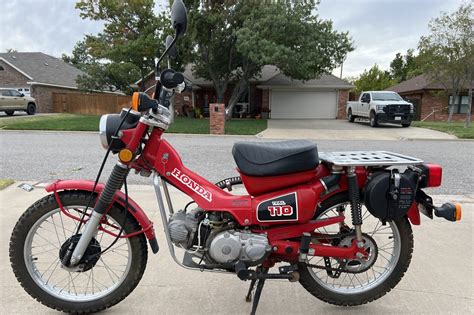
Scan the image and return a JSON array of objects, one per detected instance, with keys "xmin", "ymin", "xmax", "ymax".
[{"xmin": 53, "ymin": 92, "xmax": 131, "ymax": 115}]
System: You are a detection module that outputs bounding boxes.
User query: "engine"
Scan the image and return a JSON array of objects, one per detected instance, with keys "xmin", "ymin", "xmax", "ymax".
[{"xmin": 168, "ymin": 209, "xmax": 271, "ymax": 266}]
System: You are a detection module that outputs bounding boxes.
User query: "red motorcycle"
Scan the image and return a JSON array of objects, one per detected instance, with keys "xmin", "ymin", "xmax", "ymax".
[{"xmin": 9, "ymin": 1, "xmax": 462, "ymax": 314}]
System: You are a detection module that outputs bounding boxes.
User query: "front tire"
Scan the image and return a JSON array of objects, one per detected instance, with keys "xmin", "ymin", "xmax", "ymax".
[
  {"xmin": 5, "ymin": 110, "xmax": 14, "ymax": 116},
  {"xmin": 369, "ymin": 111, "xmax": 378, "ymax": 127},
  {"xmin": 26, "ymin": 103, "xmax": 36, "ymax": 115},
  {"xmin": 9, "ymin": 191, "xmax": 148, "ymax": 313},
  {"xmin": 298, "ymin": 193, "xmax": 413, "ymax": 306},
  {"xmin": 402, "ymin": 123, "xmax": 411, "ymax": 128}
]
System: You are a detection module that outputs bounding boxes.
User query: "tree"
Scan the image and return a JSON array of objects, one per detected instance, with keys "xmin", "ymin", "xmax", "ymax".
[
  {"xmin": 352, "ymin": 64, "xmax": 396, "ymax": 94},
  {"xmin": 188, "ymin": 1, "xmax": 353, "ymax": 119},
  {"xmin": 73, "ymin": 0, "xmax": 170, "ymax": 94},
  {"xmin": 418, "ymin": 2, "xmax": 473, "ymax": 125},
  {"xmin": 389, "ymin": 49, "xmax": 423, "ymax": 83}
]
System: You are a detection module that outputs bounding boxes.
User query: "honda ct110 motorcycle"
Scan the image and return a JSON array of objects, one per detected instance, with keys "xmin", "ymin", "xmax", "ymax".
[{"xmin": 9, "ymin": 1, "xmax": 462, "ymax": 314}]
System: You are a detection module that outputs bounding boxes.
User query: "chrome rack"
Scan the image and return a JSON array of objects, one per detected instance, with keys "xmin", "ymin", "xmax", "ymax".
[{"xmin": 319, "ymin": 151, "xmax": 423, "ymax": 167}]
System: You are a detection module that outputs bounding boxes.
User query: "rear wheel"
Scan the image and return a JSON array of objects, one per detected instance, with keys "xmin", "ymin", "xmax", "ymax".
[
  {"xmin": 347, "ymin": 109, "xmax": 355, "ymax": 122},
  {"xmin": 26, "ymin": 103, "xmax": 36, "ymax": 115},
  {"xmin": 369, "ymin": 111, "xmax": 378, "ymax": 127},
  {"xmin": 298, "ymin": 193, "xmax": 413, "ymax": 306},
  {"xmin": 9, "ymin": 191, "xmax": 148, "ymax": 313},
  {"xmin": 5, "ymin": 110, "xmax": 14, "ymax": 116}
]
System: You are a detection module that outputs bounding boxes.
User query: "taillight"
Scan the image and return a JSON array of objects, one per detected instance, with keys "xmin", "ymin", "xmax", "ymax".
[{"xmin": 419, "ymin": 163, "xmax": 442, "ymax": 188}]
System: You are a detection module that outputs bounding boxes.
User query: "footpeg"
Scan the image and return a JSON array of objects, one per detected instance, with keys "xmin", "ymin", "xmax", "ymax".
[{"xmin": 434, "ymin": 203, "xmax": 462, "ymax": 222}]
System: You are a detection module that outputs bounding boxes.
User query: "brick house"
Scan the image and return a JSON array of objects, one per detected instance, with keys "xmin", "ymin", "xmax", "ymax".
[
  {"xmin": 0, "ymin": 52, "xmax": 84, "ymax": 113},
  {"xmin": 387, "ymin": 74, "xmax": 473, "ymax": 122},
  {"xmin": 138, "ymin": 65, "xmax": 353, "ymax": 119}
]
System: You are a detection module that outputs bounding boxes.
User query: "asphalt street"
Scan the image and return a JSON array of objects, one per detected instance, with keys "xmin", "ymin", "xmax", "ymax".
[{"xmin": 0, "ymin": 131, "xmax": 473, "ymax": 194}]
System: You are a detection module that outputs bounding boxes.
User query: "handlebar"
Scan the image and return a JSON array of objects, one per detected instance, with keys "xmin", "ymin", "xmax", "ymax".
[{"xmin": 160, "ymin": 69, "xmax": 184, "ymax": 89}]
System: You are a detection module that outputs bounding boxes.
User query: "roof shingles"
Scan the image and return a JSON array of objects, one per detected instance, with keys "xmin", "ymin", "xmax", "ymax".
[{"xmin": 0, "ymin": 52, "xmax": 83, "ymax": 88}]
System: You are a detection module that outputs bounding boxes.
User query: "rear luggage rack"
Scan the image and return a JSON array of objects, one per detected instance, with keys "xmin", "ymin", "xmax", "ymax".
[{"xmin": 319, "ymin": 151, "xmax": 423, "ymax": 167}]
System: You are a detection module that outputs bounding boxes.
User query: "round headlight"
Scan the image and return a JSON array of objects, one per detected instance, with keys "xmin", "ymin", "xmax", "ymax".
[{"xmin": 99, "ymin": 114, "xmax": 110, "ymax": 149}]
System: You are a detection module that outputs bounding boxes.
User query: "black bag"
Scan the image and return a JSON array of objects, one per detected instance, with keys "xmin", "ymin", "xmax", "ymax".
[{"xmin": 364, "ymin": 169, "xmax": 418, "ymax": 221}]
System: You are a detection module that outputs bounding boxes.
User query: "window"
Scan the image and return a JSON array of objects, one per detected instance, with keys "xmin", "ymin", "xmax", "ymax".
[
  {"xmin": 1, "ymin": 90, "xmax": 11, "ymax": 96},
  {"xmin": 372, "ymin": 92, "xmax": 403, "ymax": 101},
  {"xmin": 0, "ymin": 65, "xmax": 4, "ymax": 71},
  {"xmin": 361, "ymin": 93, "xmax": 370, "ymax": 102},
  {"xmin": 449, "ymin": 95, "xmax": 471, "ymax": 114},
  {"xmin": 10, "ymin": 90, "xmax": 21, "ymax": 97}
]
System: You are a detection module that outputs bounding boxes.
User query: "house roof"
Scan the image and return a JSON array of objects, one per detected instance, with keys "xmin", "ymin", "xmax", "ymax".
[
  {"xmin": 0, "ymin": 52, "xmax": 83, "ymax": 88},
  {"xmin": 138, "ymin": 64, "xmax": 351, "ymax": 90},
  {"xmin": 386, "ymin": 74, "xmax": 474, "ymax": 94},
  {"xmin": 258, "ymin": 72, "xmax": 353, "ymax": 89}
]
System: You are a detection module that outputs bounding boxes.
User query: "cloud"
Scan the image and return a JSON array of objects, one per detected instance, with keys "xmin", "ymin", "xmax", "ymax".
[
  {"xmin": 0, "ymin": 0, "xmax": 466, "ymax": 79},
  {"xmin": 318, "ymin": 0, "xmax": 466, "ymax": 78},
  {"xmin": 0, "ymin": 0, "xmax": 104, "ymax": 57}
]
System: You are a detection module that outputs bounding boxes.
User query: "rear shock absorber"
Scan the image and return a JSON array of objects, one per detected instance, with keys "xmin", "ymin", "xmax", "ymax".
[{"xmin": 346, "ymin": 167, "xmax": 363, "ymax": 244}]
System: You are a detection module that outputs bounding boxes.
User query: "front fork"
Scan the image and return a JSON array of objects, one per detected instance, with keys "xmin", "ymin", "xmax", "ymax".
[{"xmin": 64, "ymin": 162, "xmax": 129, "ymax": 266}]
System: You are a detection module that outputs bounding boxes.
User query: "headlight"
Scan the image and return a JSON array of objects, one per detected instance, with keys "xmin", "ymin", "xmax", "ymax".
[
  {"xmin": 98, "ymin": 109, "xmax": 141, "ymax": 153},
  {"xmin": 410, "ymin": 104, "xmax": 414, "ymax": 113},
  {"xmin": 376, "ymin": 105, "xmax": 385, "ymax": 111},
  {"xmin": 99, "ymin": 114, "xmax": 109, "ymax": 149}
]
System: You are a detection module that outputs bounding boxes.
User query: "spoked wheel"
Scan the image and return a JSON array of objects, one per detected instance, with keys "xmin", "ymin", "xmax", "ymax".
[
  {"xmin": 298, "ymin": 193, "xmax": 413, "ymax": 306},
  {"xmin": 9, "ymin": 191, "xmax": 148, "ymax": 313}
]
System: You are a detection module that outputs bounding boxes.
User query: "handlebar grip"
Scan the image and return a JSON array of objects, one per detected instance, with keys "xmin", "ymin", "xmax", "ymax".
[{"xmin": 161, "ymin": 69, "xmax": 184, "ymax": 89}]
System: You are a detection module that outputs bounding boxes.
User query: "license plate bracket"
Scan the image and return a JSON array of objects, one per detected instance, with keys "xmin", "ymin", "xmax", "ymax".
[{"xmin": 394, "ymin": 116, "xmax": 402, "ymax": 121}]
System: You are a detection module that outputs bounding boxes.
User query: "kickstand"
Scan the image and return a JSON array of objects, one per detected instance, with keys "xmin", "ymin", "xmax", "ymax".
[
  {"xmin": 245, "ymin": 279, "xmax": 257, "ymax": 302},
  {"xmin": 250, "ymin": 267, "xmax": 269, "ymax": 315}
]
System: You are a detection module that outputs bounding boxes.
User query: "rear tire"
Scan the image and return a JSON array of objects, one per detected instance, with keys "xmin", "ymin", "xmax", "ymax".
[
  {"xmin": 347, "ymin": 109, "xmax": 355, "ymax": 122},
  {"xmin": 5, "ymin": 110, "xmax": 14, "ymax": 116},
  {"xmin": 369, "ymin": 111, "xmax": 378, "ymax": 127},
  {"xmin": 26, "ymin": 103, "xmax": 36, "ymax": 115},
  {"xmin": 9, "ymin": 191, "xmax": 148, "ymax": 313},
  {"xmin": 298, "ymin": 193, "xmax": 413, "ymax": 306}
]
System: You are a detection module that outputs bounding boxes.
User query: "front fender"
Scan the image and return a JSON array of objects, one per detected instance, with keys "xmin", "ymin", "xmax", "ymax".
[{"xmin": 45, "ymin": 179, "xmax": 159, "ymax": 253}]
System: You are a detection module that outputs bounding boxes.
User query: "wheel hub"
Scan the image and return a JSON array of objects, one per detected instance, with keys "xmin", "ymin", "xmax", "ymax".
[
  {"xmin": 339, "ymin": 234, "xmax": 378, "ymax": 273},
  {"xmin": 59, "ymin": 234, "xmax": 101, "ymax": 272}
]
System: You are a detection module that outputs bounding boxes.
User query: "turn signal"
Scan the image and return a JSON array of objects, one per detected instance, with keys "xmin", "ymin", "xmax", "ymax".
[
  {"xmin": 455, "ymin": 203, "xmax": 462, "ymax": 221},
  {"xmin": 131, "ymin": 92, "xmax": 140, "ymax": 112},
  {"xmin": 118, "ymin": 149, "xmax": 134, "ymax": 163}
]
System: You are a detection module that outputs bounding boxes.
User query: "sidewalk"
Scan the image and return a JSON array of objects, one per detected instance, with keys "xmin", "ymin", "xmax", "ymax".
[{"xmin": 0, "ymin": 183, "xmax": 472, "ymax": 314}]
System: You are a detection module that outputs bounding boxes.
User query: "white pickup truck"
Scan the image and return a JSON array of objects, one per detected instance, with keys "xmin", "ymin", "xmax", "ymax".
[{"xmin": 346, "ymin": 91, "xmax": 414, "ymax": 127}]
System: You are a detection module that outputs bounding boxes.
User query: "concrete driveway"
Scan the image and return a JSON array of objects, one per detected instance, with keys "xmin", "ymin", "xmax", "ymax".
[
  {"xmin": 258, "ymin": 119, "xmax": 457, "ymax": 141},
  {"xmin": 0, "ymin": 183, "xmax": 472, "ymax": 314}
]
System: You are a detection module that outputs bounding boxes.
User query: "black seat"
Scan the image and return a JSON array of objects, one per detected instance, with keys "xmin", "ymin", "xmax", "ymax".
[{"xmin": 232, "ymin": 140, "xmax": 319, "ymax": 177}]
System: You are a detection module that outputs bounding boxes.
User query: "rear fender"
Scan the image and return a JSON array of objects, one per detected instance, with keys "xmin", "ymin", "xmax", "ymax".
[
  {"xmin": 45, "ymin": 179, "xmax": 158, "ymax": 253},
  {"xmin": 406, "ymin": 202, "xmax": 421, "ymax": 225}
]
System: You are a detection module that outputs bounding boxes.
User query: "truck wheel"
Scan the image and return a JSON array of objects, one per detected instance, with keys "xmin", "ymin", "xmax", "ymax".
[
  {"xmin": 402, "ymin": 123, "xmax": 411, "ymax": 128},
  {"xmin": 5, "ymin": 110, "xmax": 14, "ymax": 116},
  {"xmin": 370, "ymin": 112, "xmax": 378, "ymax": 127},
  {"xmin": 26, "ymin": 103, "xmax": 36, "ymax": 115},
  {"xmin": 347, "ymin": 109, "xmax": 355, "ymax": 122}
]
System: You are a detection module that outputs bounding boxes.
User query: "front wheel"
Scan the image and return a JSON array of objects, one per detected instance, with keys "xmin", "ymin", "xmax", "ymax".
[
  {"xmin": 369, "ymin": 111, "xmax": 378, "ymax": 127},
  {"xmin": 5, "ymin": 110, "xmax": 14, "ymax": 116},
  {"xmin": 298, "ymin": 193, "xmax": 413, "ymax": 306},
  {"xmin": 402, "ymin": 122, "xmax": 411, "ymax": 128},
  {"xmin": 9, "ymin": 191, "xmax": 148, "ymax": 313},
  {"xmin": 26, "ymin": 103, "xmax": 36, "ymax": 115}
]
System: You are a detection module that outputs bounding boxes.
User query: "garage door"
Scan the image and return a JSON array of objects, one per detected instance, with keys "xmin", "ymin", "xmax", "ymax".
[{"xmin": 270, "ymin": 90, "xmax": 337, "ymax": 119}]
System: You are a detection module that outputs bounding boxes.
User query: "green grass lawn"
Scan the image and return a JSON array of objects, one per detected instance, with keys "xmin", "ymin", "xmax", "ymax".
[
  {"xmin": 0, "ymin": 114, "xmax": 267, "ymax": 135},
  {"xmin": 0, "ymin": 179, "xmax": 14, "ymax": 190},
  {"xmin": 412, "ymin": 121, "xmax": 474, "ymax": 139}
]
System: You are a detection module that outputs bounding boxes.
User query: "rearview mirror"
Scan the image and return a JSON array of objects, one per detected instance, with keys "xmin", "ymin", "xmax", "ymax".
[
  {"xmin": 171, "ymin": 0, "xmax": 187, "ymax": 38},
  {"xmin": 165, "ymin": 35, "xmax": 177, "ymax": 59}
]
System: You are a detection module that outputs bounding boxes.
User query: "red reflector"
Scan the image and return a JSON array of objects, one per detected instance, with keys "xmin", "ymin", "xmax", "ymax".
[{"xmin": 426, "ymin": 164, "xmax": 442, "ymax": 187}]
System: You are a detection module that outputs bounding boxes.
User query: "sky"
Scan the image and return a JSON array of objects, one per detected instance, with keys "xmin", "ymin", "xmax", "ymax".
[{"xmin": 0, "ymin": 0, "xmax": 466, "ymax": 78}]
